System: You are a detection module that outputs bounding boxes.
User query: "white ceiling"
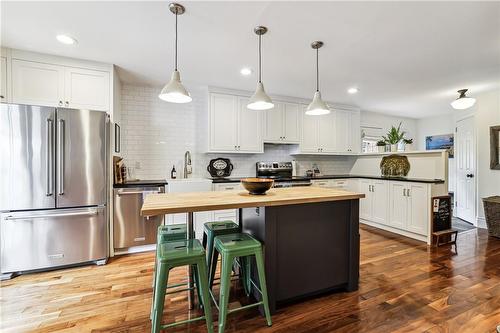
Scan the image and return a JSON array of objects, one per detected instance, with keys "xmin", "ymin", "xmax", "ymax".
[{"xmin": 2, "ymin": 1, "xmax": 500, "ymax": 118}]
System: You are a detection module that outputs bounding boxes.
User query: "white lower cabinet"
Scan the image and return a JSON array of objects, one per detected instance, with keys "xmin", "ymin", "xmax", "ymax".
[
  {"xmin": 358, "ymin": 179, "xmax": 388, "ymax": 224},
  {"xmin": 211, "ymin": 182, "xmax": 242, "ymax": 224},
  {"xmin": 358, "ymin": 179, "xmax": 431, "ymax": 243},
  {"xmin": 388, "ymin": 182, "xmax": 429, "ymax": 236}
]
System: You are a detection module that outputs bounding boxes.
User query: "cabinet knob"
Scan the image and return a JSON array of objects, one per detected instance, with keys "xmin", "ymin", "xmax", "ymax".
[
  {"xmin": 65, "ymin": 101, "xmax": 69, "ymax": 106},
  {"xmin": 59, "ymin": 101, "xmax": 63, "ymax": 106},
  {"xmin": 0, "ymin": 95, "xmax": 4, "ymax": 99}
]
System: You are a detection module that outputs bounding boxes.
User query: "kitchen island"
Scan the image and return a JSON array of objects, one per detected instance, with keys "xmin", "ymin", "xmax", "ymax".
[{"xmin": 142, "ymin": 187, "xmax": 365, "ymax": 313}]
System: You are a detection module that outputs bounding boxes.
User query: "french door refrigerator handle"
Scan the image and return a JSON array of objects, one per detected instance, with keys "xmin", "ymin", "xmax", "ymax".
[
  {"xmin": 4, "ymin": 210, "xmax": 99, "ymax": 220},
  {"xmin": 46, "ymin": 118, "xmax": 53, "ymax": 196},
  {"xmin": 58, "ymin": 119, "xmax": 65, "ymax": 195}
]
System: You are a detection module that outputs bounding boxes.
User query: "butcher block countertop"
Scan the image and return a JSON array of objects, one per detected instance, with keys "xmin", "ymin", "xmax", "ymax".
[{"xmin": 141, "ymin": 186, "xmax": 365, "ymax": 216}]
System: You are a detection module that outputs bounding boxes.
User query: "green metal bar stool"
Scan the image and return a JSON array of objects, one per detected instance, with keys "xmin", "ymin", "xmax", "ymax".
[
  {"xmin": 151, "ymin": 239, "xmax": 214, "ymax": 333},
  {"xmin": 211, "ymin": 233, "xmax": 272, "ymax": 333},
  {"xmin": 201, "ymin": 221, "xmax": 242, "ymax": 289}
]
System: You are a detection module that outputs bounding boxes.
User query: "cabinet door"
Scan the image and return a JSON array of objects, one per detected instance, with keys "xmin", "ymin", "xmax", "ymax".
[
  {"xmin": 358, "ymin": 179, "xmax": 372, "ymax": 220},
  {"xmin": 318, "ymin": 111, "xmax": 336, "ymax": 152},
  {"xmin": 283, "ymin": 102, "xmax": 300, "ymax": 143},
  {"xmin": 389, "ymin": 182, "xmax": 407, "ymax": 229},
  {"xmin": 335, "ymin": 110, "xmax": 350, "ymax": 152},
  {"xmin": 12, "ymin": 59, "xmax": 64, "ymax": 107},
  {"xmin": 407, "ymin": 183, "xmax": 429, "ymax": 235},
  {"xmin": 65, "ymin": 67, "xmax": 110, "ymax": 111},
  {"xmin": 238, "ymin": 97, "xmax": 263, "ymax": 152},
  {"xmin": 350, "ymin": 111, "xmax": 361, "ymax": 153},
  {"xmin": 263, "ymin": 103, "xmax": 283, "ymax": 142},
  {"xmin": 1, "ymin": 57, "xmax": 6, "ymax": 103},
  {"xmin": 300, "ymin": 106, "xmax": 319, "ymax": 152},
  {"xmin": 209, "ymin": 93, "xmax": 238, "ymax": 151},
  {"xmin": 371, "ymin": 180, "xmax": 388, "ymax": 225}
]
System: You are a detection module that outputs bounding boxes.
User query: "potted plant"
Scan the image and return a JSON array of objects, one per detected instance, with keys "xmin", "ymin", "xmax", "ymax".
[
  {"xmin": 383, "ymin": 122, "xmax": 406, "ymax": 152},
  {"xmin": 404, "ymin": 138, "xmax": 413, "ymax": 151},
  {"xmin": 376, "ymin": 140, "xmax": 386, "ymax": 153}
]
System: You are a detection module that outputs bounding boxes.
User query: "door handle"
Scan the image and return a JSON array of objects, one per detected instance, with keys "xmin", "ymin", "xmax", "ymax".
[
  {"xmin": 46, "ymin": 118, "xmax": 53, "ymax": 196},
  {"xmin": 4, "ymin": 210, "xmax": 98, "ymax": 220},
  {"xmin": 466, "ymin": 174, "xmax": 474, "ymax": 178},
  {"xmin": 58, "ymin": 119, "xmax": 65, "ymax": 195}
]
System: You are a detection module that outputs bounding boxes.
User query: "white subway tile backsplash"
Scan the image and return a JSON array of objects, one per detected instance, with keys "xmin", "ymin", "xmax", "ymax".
[{"xmin": 120, "ymin": 84, "xmax": 355, "ymax": 180}]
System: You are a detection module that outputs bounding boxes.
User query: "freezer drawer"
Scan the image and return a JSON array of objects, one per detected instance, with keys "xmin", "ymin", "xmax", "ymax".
[
  {"xmin": 1, "ymin": 206, "xmax": 107, "ymax": 273},
  {"xmin": 113, "ymin": 186, "xmax": 164, "ymax": 248}
]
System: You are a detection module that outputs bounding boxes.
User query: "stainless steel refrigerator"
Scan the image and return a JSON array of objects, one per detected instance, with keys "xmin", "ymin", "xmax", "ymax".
[{"xmin": 0, "ymin": 103, "xmax": 108, "ymax": 278}]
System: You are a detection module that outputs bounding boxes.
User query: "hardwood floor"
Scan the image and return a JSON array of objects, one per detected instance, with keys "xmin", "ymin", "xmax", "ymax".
[{"xmin": 1, "ymin": 225, "xmax": 499, "ymax": 333}]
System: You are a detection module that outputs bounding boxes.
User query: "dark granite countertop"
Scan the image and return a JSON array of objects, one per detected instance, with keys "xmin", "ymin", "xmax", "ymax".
[
  {"xmin": 113, "ymin": 179, "xmax": 168, "ymax": 188},
  {"xmin": 210, "ymin": 175, "xmax": 444, "ymax": 184}
]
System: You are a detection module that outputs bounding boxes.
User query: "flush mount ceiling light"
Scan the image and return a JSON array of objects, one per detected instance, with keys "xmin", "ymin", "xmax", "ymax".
[
  {"xmin": 247, "ymin": 26, "xmax": 274, "ymax": 111},
  {"xmin": 306, "ymin": 41, "xmax": 330, "ymax": 116},
  {"xmin": 347, "ymin": 87, "xmax": 359, "ymax": 94},
  {"xmin": 56, "ymin": 34, "xmax": 77, "ymax": 45},
  {"xmin": 159, "ymin": 2, "xmax": 192, "ymax": 104},
  {"xmin": 450, "ymin": 89, "xmax": 476, "ymax": 110},
  {"xmin": 240, "ymin": 67, "xmax": 252, "ymax": 76}
]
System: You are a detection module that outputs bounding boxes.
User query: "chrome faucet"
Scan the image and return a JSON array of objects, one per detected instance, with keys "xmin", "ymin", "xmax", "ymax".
[{"xmin": 184, "ymin": 151, "xmax": 192, "ymax": 178}]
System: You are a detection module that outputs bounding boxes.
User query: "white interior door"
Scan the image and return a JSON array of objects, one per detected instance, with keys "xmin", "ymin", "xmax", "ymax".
[{"xmin": 455, "ymin": 117, "xmax": 476, "ymax": 224}]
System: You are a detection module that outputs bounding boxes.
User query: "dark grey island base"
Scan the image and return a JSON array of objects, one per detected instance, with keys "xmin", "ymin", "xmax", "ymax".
[{"xmin": 239, "ymin": 199, "xmax": 360, "ymax": 314}]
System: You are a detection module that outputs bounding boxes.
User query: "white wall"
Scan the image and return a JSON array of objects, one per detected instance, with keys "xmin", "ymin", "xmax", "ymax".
[
  {"xmin": 361, "ymin": 110, "xmax": 417, "ymax": 142},
  {"xmin": 120, "ymin": 84, "xmax": 356, "ymax": 180},
  {"xmin": 474, "ymin": 90, "xmax": 500, "ymax": 223},
  {"xmin": 416, "ymin": 115, "xmax": 456, "ymax": 192}
]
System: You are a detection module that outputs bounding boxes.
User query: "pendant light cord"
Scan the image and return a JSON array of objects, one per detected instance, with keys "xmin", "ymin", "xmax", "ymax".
[
  {"xmin": 258, "ymin": 34, "xmax": 262, "ymax": 83},
  {"xmin": 174, "ymin": 10, "xmax": 178, "ymax": 71},
  {"xmin": 316, "ymin": 48, "xmax": 319, "ymax": 92}
]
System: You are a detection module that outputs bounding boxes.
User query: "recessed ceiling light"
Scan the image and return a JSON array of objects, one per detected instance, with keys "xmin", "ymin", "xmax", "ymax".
[
  {"xmin": 56, "ymin": 34, "xmax": 77, "ymax": 45},
  {"xmin": 347, "ymin": 87, "xmax": 359, "ymax": 94},
  {"xmin": 240, "ymin": 67, "xmax": 252, "ymax": 76}
]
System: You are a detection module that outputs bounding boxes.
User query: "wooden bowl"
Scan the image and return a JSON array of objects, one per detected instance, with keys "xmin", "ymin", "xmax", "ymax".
[{"xmin": 241, "ymin": 178, "xmax": 274, "ymax": 195}]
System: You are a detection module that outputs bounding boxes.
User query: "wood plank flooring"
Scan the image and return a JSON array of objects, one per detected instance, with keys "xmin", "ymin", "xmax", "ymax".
[{"xmin": 1, "ymin": 225, "xmax": 499, "ymax": 333}]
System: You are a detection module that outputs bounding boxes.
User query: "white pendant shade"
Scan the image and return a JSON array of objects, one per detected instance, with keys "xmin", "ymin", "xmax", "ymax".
[
  {"xmin": 159, "ymin": 70, "xmax": 192, "ymax": 103},
  {"xmin": 247, "ymin": 82, "xmax": 274, "ymax": 110},
  {"xmin": 306, "ymin": 91, "xmax": 330, "ymax": 115}
]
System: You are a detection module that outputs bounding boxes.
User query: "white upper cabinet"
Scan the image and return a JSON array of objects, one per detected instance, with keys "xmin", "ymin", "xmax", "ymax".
[
  {"xmin": 65, "ymin": 67, "xmax": 110, "ymax": 111},
  {"xmin": 12, "ymin": 59, "xmax": 65, "ymax": 107},
  {"xmin": 263, "ymin": 102, "xmax": 300, "ymax": 143},
  {"xmin": 334, "ymin": 109, "xmax": 360, "ymax": 153},
  {"xmin": 12, "ymin": 59, "xmax": 111, "ymax": 111},
  {"xmin": 300, "ymin": 106, "xmax": 336, "ymax": 153},
  {"xmin": 263, "ymin": 103, "xmax": 283, "ymax": 142},
  {"xmin": 237, "ymin": 96, "xmax": 263, "ymax": 152},
  {"xmin": 208, "ymin": 92, "xmax": 263, "ymax": 153},
  {"xmin": 1, "ymin": 56, "xmax": 7, "ymax": 103},
  {"xmin": 209, "ymin": 93, "xmax": 238, "ymax": 152}
]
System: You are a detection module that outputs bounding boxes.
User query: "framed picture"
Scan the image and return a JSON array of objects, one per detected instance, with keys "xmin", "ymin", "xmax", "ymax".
[
  {"xmin": 490, "ymin": 125, "xmax": 500, "ymax": 170},
  {"xmin": 114, "ymin": 123, "xmax": 121, "ymax": 153},
  {"xmin": 426, "ymin": 133, "xmax": 454, "ymax": 158}
]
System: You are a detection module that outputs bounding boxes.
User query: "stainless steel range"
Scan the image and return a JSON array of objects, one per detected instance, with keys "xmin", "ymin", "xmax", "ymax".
[{"xmin": 256, "ymin": 162, "xmax": 311, "ymax": 188}]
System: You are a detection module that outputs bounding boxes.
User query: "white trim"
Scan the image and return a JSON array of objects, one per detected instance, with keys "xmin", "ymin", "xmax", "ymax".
[
  {"xmin": 476, "ymin": 217, "xmax": 487, "ymax": 229},
  {"xmin": 360, "ymin": 219, "xmax": 429, "ymax": 244}
]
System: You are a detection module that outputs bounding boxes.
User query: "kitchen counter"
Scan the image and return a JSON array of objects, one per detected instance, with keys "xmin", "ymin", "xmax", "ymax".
[
  {"xmin": 141, "ymin": 186, "xmax": 364, "ymax": 215},
  {"xmin": 113, "ymin": 179, "xmax": 167, "ymax": 188},
  {"xmin": 210, "ymin": 175, "xmax": 445, "ymax": 184},
  {"xmin": 142, "ymin": 186, "xmax": 364, "ymax": 313}
]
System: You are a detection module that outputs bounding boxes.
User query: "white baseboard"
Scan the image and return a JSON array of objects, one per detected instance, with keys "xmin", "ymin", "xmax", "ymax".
[
  {"xmin": 476, "ymin": 217, "xmax": 487, "ymax": 229},
  {"xmin": 360, "ymin": 219, "xmax": 429, "ymax": 244}
]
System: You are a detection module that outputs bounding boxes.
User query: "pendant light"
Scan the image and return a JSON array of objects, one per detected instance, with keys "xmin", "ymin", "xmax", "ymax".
[
  {"xmin": 159, "ymin": 3, "xmax": 192, "ymax": 103},
  {"xmin": 450, "ymin": 89, "xmax": 476, "ymax": 110},
  {"xmin": 306, "ymin": 41, "xmax": 330, "ymax": 115},
  {"xmin": 247, "ymin": 26, "xmax": 274, "ymax": 111}
]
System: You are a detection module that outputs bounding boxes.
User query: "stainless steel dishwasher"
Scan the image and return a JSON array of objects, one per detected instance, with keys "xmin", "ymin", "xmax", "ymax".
[{"xmin": 113, "ymin": 186, "xmax": 164, "ymax": 248}]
